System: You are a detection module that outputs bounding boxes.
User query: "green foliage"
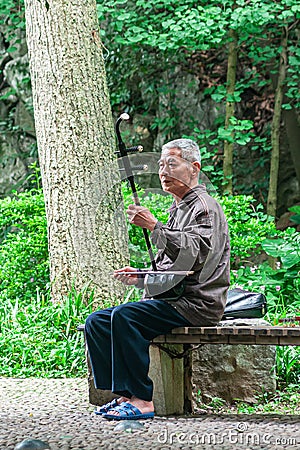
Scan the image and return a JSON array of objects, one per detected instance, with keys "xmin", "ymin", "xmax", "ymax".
[
  {"xmin": 97, "ymin": 0, "xmax": 299, "ymax": 52},
  {"xmin": 231, "ymin": 386, "xmax": 300, "ymax": 414},
  {"xmin": 95, "ymin": 0, "xmax": 299, "ymax": 202},
  {"xmin": 231, "ymin": 261, "xmax": 300, "ymax": 313},
  {"xmin": 2, "ymin": 1, "xmax": 300, "ymax": 199},
  {"xmin": 97, "ymin": 0, "xmax": 300, "ymax": 108},
  {"xmin": 262, "ymin": 228, "xmax": 300, "ymax": 269},
  {"xmin": 0, "ymin": 287, "xmax": 93, "ymax": 377},
  {"xmin": 220, "ymin": 195, "xmax": 277, "ymax": 264},
  {"xmin": 0, "ymin": 0, "xmax": 25, "ymax": 41},
  {"xmin": 0, "ymin": 189, "xmax": 49, "ymax": 303},
  {"xmin": 97, "ymin": 0, "xmax": 229, "ymax": 51},
  {"xmin": 189, "ymin": 120, "xmax": 263, "ymax": 190},
  {"xmin": 196, "ymin": 385, "xmax": 300, "ymax": 414},
  {"xmin": 263, "ymin": 229, "xmax": 300, "ymax": 317},
  {"xmin": 276, "ymin": 347, "xmax": 300, "ymax": 385},
  {"xmin": 0, "ymin": 184, "xmax": 278, "ymax": 290},
  {"xmin": 231, "ymin": 224, "xmax": 300, "ymax": 314}
]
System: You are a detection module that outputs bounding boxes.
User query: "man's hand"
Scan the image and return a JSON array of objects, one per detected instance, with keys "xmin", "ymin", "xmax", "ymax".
[
  {"xmin": 113, "ymin": 266, "xmax": 139, "ymax": 285},
  {"xmin": 127, "ymin": 204, "xmax": 158, "ymax": 231}
]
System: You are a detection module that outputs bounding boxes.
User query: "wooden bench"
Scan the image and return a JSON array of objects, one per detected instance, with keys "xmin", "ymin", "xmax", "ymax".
[{"xmin": 78, "ymin": 322, "xmax": 300, "ymax": 416}]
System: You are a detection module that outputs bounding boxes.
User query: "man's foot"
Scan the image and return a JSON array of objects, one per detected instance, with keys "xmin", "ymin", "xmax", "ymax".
[
  {"xmin": 94, "ymin": 396, "xmax": 130, "ymax": 415},
  {"xmin": 104, "ymin": 396, "xmax": 154, "ymax": 419},
  {"xmin": 117, "ymin": 396, "xmax": 130, "ymax": 405}
]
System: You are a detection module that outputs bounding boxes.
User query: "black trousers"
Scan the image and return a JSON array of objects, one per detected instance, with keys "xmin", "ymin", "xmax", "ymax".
[{"xmin": 84, "ymin": 299, "xmax": 191, "ymax": 402}]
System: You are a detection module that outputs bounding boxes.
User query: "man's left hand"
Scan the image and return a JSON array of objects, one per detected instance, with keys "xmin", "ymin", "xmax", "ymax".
[{"xmin": 127, "ymin": 204, "xmax": 158, "ymax": 231}]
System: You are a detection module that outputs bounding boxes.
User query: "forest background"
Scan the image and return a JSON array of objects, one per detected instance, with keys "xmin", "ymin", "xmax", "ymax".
[{"xmin": 0, "ymin": 0, "xmax": 300, "ymax": 413}]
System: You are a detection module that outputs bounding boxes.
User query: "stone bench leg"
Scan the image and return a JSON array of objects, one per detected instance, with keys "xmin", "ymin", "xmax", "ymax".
[
  {"xmin": 149, "ymin": 344, "xmax": 184, "ymax": 415},
  {"xmin": 85, "ymin": 346, "xmax": 117, "ymax": 407}
]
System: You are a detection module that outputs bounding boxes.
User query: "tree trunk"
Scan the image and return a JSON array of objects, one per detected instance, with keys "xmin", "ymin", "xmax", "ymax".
[
  {"xmin": 223, "ymin": 28, "xmax": 238, "ymax": 195},
  {"xmin": 267, "ymin": 27, "xmax": 288, "ymax": 218},
  {"xmin": 24, "ymin": 0, "xmax": 129, "ymax": 304},
  {"xmin": 282, "ymin": 108, "xmax": 300, "ymax": 190}
]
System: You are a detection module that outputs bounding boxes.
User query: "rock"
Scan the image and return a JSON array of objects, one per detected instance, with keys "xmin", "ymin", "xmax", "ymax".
[
  {"xmin": 0, "ymin": 32, "xmax": 37, "ymax": 196},
  {"xmin": 114, "ymin": 420, "xmax": 144, "ymax": 432},
  {"xmin": 14, "ymin": 99, "xmax": 36, "ymax": 137},
  {"xmin": 276, "ymin": 209, "xmax": 300, "ymax": 231},
  {"xmin": 3, "ymin": 55, "xmax": 31, "ymax": 102},
  {"xmin": 0, "ymin": 134, "xmax": 36, "ymax": 197},
  {"xmin": 192, "ymin": 319, "xmax": 276, "ymax": 405},
  {"xmin": 14, "ymin": 439, "xmax": 51, "ymax": 450}
]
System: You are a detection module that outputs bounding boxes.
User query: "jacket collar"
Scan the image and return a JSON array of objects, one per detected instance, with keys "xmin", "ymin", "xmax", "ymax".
[{"xmin": 168, "ymin": 184, "xmax": 208, "ymax": 211}]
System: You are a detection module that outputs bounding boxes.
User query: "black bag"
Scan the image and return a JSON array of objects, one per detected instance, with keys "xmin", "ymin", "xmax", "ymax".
[
  {"xmin": 222, "ymin": 288, "xmax": 267, "ymax": 319},
  {"xmin": 144, "ymin": 273, "xmax": 185, "ymax": 301}
]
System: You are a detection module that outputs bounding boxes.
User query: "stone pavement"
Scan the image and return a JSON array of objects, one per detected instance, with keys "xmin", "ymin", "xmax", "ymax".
[{"xmin": 0, "ymin": 378, "xmax": 299, "ymax": 450}]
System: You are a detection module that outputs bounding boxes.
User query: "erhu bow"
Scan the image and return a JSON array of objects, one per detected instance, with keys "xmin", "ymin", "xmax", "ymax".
[{"xmin": 115, "ymin": 113, "xmax": 157, "ymax": 271}]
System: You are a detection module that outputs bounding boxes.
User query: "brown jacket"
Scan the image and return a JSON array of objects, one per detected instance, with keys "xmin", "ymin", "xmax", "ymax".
[{"xmin": 144, "ymin": 185, "xmax": 230, "ymax": 326}]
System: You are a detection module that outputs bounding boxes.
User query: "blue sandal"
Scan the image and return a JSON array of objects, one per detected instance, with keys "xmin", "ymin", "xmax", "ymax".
[
  {"xmin": 94, "ymin": 398, "xmax": 119, "ymax": 415},
  {"xmin": 103, "ymin": 402, "xmax": 154, "ymax": 420}
]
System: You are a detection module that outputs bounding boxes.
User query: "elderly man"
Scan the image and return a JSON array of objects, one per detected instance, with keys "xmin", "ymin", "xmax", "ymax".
[{"xmin": 85, "ymin": 138, "xmax": 230, "ymax": 420}]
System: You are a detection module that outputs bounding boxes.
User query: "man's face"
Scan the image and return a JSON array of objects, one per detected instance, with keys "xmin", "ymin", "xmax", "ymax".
[{"xmin": 158, "ymin": 148, "xmax": 200, "ymax": 199}]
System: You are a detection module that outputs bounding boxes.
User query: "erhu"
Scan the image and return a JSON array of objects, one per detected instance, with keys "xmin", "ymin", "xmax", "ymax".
[{"xmin": 114, "ymin": 114, "xmax": 193, "ymax": 301}]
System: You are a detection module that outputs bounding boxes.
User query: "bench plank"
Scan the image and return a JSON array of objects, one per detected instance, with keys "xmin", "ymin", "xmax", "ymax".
[{"xmin": 152, "ymin": 326, "xmax": 300, "ymax": 346}]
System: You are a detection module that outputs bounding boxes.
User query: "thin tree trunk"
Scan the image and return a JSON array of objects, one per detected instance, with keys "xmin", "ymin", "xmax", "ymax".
[
  {"xmin": 282, "ymin": 108, "xmax": 300, "ymax": 190},
  {"xmin": 267, "ymin": 26, "xmax": 288, "ymax": 218},
  {"xmin": 223, "ymin": 28, "xmax": 238, "ymax": 195},
  {"xmin": 24, "ymin": 0, "xmax": 129, "ymax": 304}
]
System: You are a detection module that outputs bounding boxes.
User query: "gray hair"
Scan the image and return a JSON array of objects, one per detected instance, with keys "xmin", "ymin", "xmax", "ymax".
[{"xmin": 161, "ymin": 138, "xmax": 201, "ymax": 164}]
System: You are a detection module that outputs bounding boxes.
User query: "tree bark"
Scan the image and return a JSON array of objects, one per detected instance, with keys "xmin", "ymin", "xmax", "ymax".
[
  {"xmin": 267, "ymin": 26, "xmax": 288, "ymax": 218},
  {"xmin": 223, "ymin": 28, "xmax": 238, "ymax": 195},
  {"xmin": 24, "ymin": 0, "xmax": 129, "ymax": 304}
]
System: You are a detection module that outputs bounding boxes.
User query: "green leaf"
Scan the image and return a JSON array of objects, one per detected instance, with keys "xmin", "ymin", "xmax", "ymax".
[
  {"xmin": 262, "ymin": 237, "xmax": 300, "ymax": 269},
  {"xmin": 211, "ymin": 93, "xmax": 225, "ymax": 102},
  {"xmin": 262, "ymin": 238, "xmax": 286, "ymax": 257},
  {"xmin": 202, "ymin": 165, "xmax": 215, "ymax": 172},
  {"xmin": 289, "ymin": 206, "xmax": 300, "ymax": 214},
  {"xmin": 236, "ymin": 136, "xmax": 251, "ymax": 145},
  {"xmin": 6, "ymin": 46, "xmax": 18, "ymax": 53},
  {"xmin": 281, "ymin": 252, "xmax": 300, "ymax": 269}
]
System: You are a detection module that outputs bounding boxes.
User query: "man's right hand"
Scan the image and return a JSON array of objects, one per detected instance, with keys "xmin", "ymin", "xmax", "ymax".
[
  {"xmin": 127, "ymin": 204, "xmax": 158, "ymax": 231},
  {"xmin": 113, "ymin": 266, "xmax": 139, "ymax": 286}
]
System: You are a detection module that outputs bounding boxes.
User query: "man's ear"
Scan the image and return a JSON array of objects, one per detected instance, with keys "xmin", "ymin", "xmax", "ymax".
[{"xmin": 192, "ymin": 161, "xmax": 201, "ymax": 176}]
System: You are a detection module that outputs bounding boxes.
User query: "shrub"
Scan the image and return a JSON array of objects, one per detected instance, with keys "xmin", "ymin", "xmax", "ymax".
[
  {"xmin": 219, "ymin": 195, "xmax": 277, "ymax": 266},
  {"xmin": 232, "ymin": 228, "xmax": 300, "ymax": 388},
  {"xmin": 0, "ymin": 189, "xmax": 49, "ymax": 303}
]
